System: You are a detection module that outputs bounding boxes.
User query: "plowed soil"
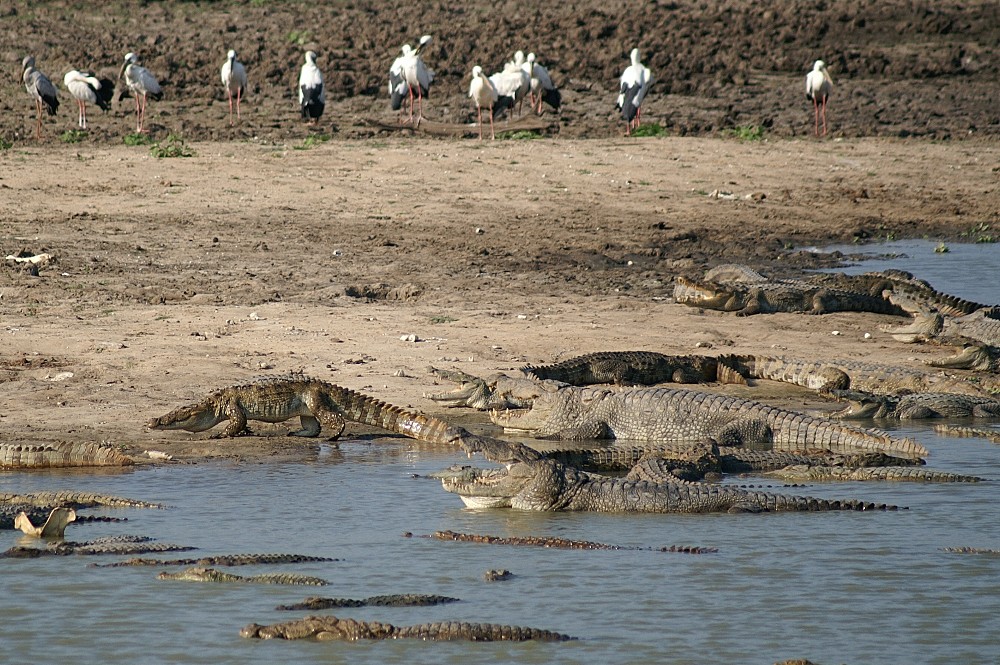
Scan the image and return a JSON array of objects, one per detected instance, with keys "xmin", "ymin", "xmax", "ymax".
[{"xmin": 0, "ymin": 0, "xmax": 998, "ymax": 462}]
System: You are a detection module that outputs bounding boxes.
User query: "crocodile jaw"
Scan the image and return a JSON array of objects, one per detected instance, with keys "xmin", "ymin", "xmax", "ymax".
[
  {"xmin": 146, "ymin": 402, "xmax": 224, "ymax": 432},
  {"xmin": 438, "ymin": 467, "xmax": 518, "ymax": 508}
]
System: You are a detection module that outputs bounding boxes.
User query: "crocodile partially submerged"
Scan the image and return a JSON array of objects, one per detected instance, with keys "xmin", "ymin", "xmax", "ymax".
[
  {"xmin": 426, "ymin": 529, "xmax": 718, "ymax": 553},
  {"xmin": 1, "ymin": 441, "xmax": 133, "ymax": 468},
  {"xmin": 436, "ymin": 456, "xmax": 900, "ymax": 513},
  {"xmin": 276, "ymin": 594, "xmax": 460, "ymax": 610},
  {"xmin": 241, "ymin": 615, "xmax": 576, "ymax": 641},
  {"xmin": 829, "ymin": 390, "xmax": 1000, "ymax": 420},
  {"xmin": 157, "ymin": 566, "xmax": 329, "ymax": 586},
  {"xmin": 0, "ymin": 491, "xmax": 164, "ymax": 510},
  {"xmin": 149, "ymin": 375, "xmax": 470, "ymax": 443},
  {"xmin": 2, "ymin": 535, "xmax": 194, "ymax": 558},
  {"xmin": 762, "ymin": 465, "xmax": 984, "ymax": 483},
  {"xmin": 486, "ymin": 382, "xmax": 928, "ymax": 459},
  {"xmin": 93, "ymin": 553, "xmax": 338, "ymax": 568}
]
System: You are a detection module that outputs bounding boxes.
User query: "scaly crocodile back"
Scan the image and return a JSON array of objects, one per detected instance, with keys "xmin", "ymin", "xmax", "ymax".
[
  {"xmin": 521, "ymin": 351, "xmax": 719, "ymax": 385},
  {"xmin": 240, "ymin": 615, "xmax": 576, "ymax": 641},
  {"xmin": 0, "ymin": 442, "xmax": 133, "ymax": 468}
]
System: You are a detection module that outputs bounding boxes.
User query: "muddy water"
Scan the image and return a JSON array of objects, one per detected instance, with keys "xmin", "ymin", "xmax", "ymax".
[{"xmin": 2, "ymin": 245, "xmax": 999, "ymax": 665}]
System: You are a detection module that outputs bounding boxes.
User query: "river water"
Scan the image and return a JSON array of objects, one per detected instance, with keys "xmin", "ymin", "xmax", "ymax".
[{"xmin": 2, "ymin": 241, "xmax": 998, "ymax": 665}]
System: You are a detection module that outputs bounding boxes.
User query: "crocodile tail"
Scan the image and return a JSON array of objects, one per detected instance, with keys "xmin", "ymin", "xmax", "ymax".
[
  {"xmin": 322, "ymin": 384, "xmax": 465, "ymax": 445},
  {"xmin": 760, "ymin": 490, "xmax": 900, "ymax": 512},
  {"xmin": 1, "ymin": 442, "xmax": 133, "ymax": 468}
]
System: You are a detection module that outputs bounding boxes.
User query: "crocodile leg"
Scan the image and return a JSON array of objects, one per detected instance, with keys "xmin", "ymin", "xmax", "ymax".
[
  {"xmin": 217, "ymin": 400, "xmax": 249, "ymax": 438},
  {"xmin": 297, "ymin": 386, "xmax": 346, "ymax": 438}
]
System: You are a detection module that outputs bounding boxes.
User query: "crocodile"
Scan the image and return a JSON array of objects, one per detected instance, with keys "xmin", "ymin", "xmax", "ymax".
[
  {"xmin": 0, "ymin": 491, "xmax": 164, "ymax": 510},
  {"xmin": 520, "ymin": 351, "xmax": 725, "ymax": 386},
  {"xmin": 2, "ymin": 535, "xmax": 195, "ymax": 558},
  {"xmin": 1, "ymin": 441, "xmax": 133, "ymax": 468},
  {"xmin": 943, "ymin": 547, "xmax": 1000, "ymax": 555},
  {"xmin": 695, "ymin": 264, "xmax": 989, "ymax": 318},
  {"xmin": 93, "ymin": 553, "xmax": 338, "ymax": 568},
  {"xmin": 426, "ymin": 529, "xmax": 718, "ymax": 553},
  {"xmin": 932, "ymin": 424, "xmax": 1000, "ymax": 444},
  {"xmin": 157, "ymin": 566, "xmax": 329, "ymax": 586},
  {"xmin": 719, "ymin": 354, "xmax": 995, "ymax": 397},
  {"xmin": 828, "ymin": 390, "xmax": 1000, "ymax": 420},
  {"xmin": 762, "ymin": 465, "xmax": 984, "ymax": 483},
  {"xmin": 427, "ymin": 357, "xmax": 746, "ymax": 412},
  {"xmin": 436, "ymin": 457, "xmax": 900, "ymax": 513},
  {"xmin": 927, "ymin": 344, "xmax": 1000, "ymax": 372},
  {"xmin": 14, "ymin": 507, "xmax": 76, "ymax": 537},
  {"xmin": 149, "ymin": 375, "xmax": 470, "ymax": 443},
  {"xmin": 672, "ymin": 274, "xmax": 906, "ymax": 317},
  {"xmin": 883, "ymin": 286, "xmax": 1000, "ymax": 343},
  {"xmin": 487, "ymin": 383, "xmax": 928, "ymax": 459},
  {"xmin": 240, "ymin": 615, "xmax": 576, "ymax": 641},
  {"xmin": 276, "ymin": 594, "xmax": 461, "ymax": 610}
]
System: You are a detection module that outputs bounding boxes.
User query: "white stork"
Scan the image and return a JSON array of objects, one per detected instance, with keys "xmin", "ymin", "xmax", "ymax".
[
  {"xmin": 63, "ymin": 70, "xmax": 114, "ymax": 129},
  {"xmin": 468, "ymin": 65, "xmax": 498, "ymax": 140},
  {"xmin": 21, "ymin": 56, "xmax": 59, "ymax": 139},
  {"xmin": 524, "ymin": 52, "xmax": 561, "ymax": 115},
  {"xmin": 806, "ymin": 59, "xmax": 833, "ymax": 137},
  {"xmin": 221, "ymin": 49, "xmax": 247, "ymax": 125},
  {"xmin": 488, "ymin": 56, "xmax": 529, "ymax": 121},
  {"xmin": 397, "ymin": 34, "xmax": 433, "ymax": 127},
  {"xmin": 299, "ymin": 50, "xmax": 325, "ymax": 124},
  {"xmin": 617, "ymin": 48, "xmax": 652, "ymax": 135},
  {"xmin": 118, "ymin": 52, "xmax": 162, "ymax": 133}
]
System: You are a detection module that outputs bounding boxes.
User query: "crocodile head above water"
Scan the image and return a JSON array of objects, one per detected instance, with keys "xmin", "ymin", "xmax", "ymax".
[{"xmin": 435, "ymin": 462, "xmax": 574, "ymax": 510}]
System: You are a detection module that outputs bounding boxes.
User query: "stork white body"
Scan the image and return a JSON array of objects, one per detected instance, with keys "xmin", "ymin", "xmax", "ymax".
[
  {"xmin": 488, "ymin": 60, "xmax": 527, "ymax": 121},
  {"xmin": 468, "ymin": 65, "xmax": 498, "ymax": 140},
  {"xmin": 299, "ymin": 50, "xmax": 325, "ymax": 123},
  {"xmin": 63, "ymin": 70, "xmax": 113, "ymax": 129},
  {"xmin": 22, "ymin": 56, "xmax": 59, "ymax": 139},
  {"xmin": 806, "ymin": 59, "xmax": 833, "ymax": 137},
  {"xmin": 119, "ymin": 52, "xmax": 162, "ymax": 133},
  {"xmin": 524, "ymin": 52, "xmax": 560, "ymax": 114},
  {"xmin": 617, "ymin": 48, "xmax": 652, "ymax": 135},
  {"xmin": 396, "ymin": 34, "xmax": 433, "ymax": 127},
  {"xmin": 221, "ymin": 49, "xmax": 247, "ymax": 125}
]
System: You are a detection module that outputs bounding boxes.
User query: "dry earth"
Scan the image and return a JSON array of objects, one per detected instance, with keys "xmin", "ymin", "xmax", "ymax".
[{"xmin": 0, "ymin": 0, "xmax": 998, "ymax": 463}]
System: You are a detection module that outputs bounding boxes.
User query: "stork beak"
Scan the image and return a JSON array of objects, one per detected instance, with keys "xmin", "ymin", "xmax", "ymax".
[
  {"xmin": 823, "ymin": 66, "xmax": 833, "ymax": 84},
  {"xmin": 118, "ymin": 60, "xmax": 127, "ymax": 80}
]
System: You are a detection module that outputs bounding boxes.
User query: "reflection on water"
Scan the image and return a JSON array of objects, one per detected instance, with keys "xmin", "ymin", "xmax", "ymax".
[{"xmin": 3, "ymin": 430, "xmax": 999, "ymax": 665}]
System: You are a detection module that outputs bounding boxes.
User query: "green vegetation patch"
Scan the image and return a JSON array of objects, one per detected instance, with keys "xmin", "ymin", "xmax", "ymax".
[{"xmin": 150, "ymin": 134, "xmax": 195, "ymax": 158}]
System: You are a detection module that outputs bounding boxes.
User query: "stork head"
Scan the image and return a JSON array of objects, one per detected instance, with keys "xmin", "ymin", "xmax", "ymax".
[
  {"xmin": 418, "ymin": 34, "xmax": 432, "ymax": 47},
  {"xmin": 472, "ymin": 65, "xmax": 483, "ymax": 78},
  {"xmin": 527, "ymin": 52, "xmax": 536, "ymax": 64},
  {"xmin": 813, "ymin": 59, "xmax": 826, "ymax": 71},
  {"xmin": 119, "ymin": 52, "xmax": 137, "ymax": 80},
  {"xmin": 401, "ymin": 44, "xmax": 413, "ymax": 56},
  {"xmin": 21, "ymin": 55, "xmax": 34, "ymax": 73},
  {"xmin": 227, "ymin": 49, "xmax": 237, "ymax": 60},
  {"xmin": 630, "ymin": 48, "xmax": 640, "ymax": 65},
  {"xmin": 305, "ymin": 50, "xmax": 318, "ymax": 65}
]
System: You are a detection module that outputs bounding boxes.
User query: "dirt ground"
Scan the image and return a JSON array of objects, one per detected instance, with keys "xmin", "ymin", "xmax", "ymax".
[{"xmin": 0, "ymin": 1, "xmax": 998, "ymax": 464}]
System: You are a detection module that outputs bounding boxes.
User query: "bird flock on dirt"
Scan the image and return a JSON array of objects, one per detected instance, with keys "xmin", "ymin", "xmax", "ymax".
[{"xmin": 19, "ymin": 43, "xmax": 833, "ymax": 141}]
